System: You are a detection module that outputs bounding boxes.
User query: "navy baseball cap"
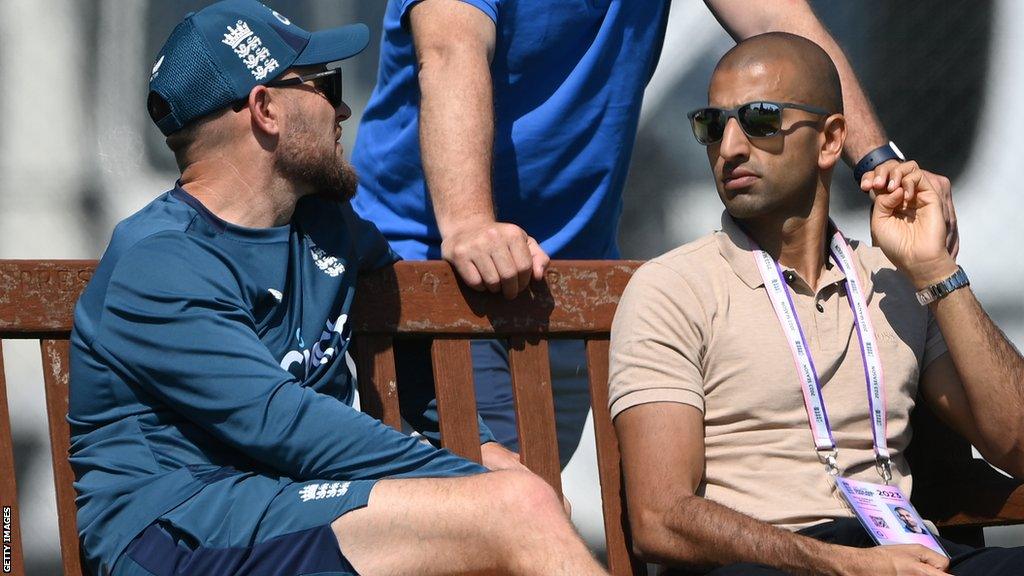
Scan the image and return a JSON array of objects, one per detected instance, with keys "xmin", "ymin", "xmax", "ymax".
[{"xmin": 148, "ymin": 0, "xmax": 369, "ymax": 136}]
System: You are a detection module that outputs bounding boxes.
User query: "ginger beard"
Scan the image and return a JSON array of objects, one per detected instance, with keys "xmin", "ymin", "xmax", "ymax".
[{"xmin": 276, "ymin": 104, "xmax": 358, "ymax": 202}]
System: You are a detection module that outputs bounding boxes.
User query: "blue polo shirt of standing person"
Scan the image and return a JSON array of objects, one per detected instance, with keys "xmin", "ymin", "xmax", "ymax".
[{"xmin": 352, "ymin": 0, "xmax": 670, "ymax": 260}]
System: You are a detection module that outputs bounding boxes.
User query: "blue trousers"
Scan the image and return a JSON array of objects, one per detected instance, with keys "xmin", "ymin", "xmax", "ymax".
[{"xmin": 472, "ymin": 339, "xmax": 591, "ymax": 467}]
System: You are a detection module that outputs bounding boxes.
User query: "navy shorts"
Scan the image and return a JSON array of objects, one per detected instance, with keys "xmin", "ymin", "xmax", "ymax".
[{"xmin": 113, "ymin": 473, "xmax": 378, "ymax": 576}]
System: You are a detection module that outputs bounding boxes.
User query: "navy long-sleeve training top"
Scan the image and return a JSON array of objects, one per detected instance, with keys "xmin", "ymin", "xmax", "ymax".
[{"xmin": 70, "ymin": 186, "xmax": 489, "ymax": 574}]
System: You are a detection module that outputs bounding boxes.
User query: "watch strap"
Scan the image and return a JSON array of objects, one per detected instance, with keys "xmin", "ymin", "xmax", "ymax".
[
  {"xmin": 854, "ymin": 141, "xmax": 905, "ymax": 182},
  {"xmin": 916, "ymin": 266, "xmax": 969, "ymax": 305}
]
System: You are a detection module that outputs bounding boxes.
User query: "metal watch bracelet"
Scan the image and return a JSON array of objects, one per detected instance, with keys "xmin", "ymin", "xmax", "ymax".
[{"xmin": 915, "ymin": 266, "xmax": 969, "ymax": 306}]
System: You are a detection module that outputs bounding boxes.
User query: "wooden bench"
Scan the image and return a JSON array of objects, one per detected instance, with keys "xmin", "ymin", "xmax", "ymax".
[{"xmin": 1, "ymin": 259, "xmax": 1022, "ymax": 576}]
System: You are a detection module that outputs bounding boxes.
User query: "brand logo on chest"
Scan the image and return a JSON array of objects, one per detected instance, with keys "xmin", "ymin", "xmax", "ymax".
[
  {"xmin": 310, "ymin": 245, "xmax": 346, "ymax": 277},
  {"xmin": 279, "ymin": 312, "xmax": 349, "ymax": 378}
]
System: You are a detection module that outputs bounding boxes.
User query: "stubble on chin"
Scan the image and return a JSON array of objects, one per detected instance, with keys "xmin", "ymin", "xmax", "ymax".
[
  {"xmin": 718, "ymin": 184, "xmax": 768, "ymax": 221},
  {"xmin": 320, "ymin": 159, "xmax": 358, "ymax": 202},
  {"xmin": 276, "ymin": 122, "xmax": 358, "ymax": 202}
]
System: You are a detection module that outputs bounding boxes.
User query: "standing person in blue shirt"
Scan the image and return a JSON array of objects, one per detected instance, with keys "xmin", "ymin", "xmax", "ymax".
[
  {"xmin": 69, "ymin": 2, "xmax": 608, "ymax": 575},
  {"xmin": 351, "ymin": 0, "xmax": 957, "ymax": 461}
]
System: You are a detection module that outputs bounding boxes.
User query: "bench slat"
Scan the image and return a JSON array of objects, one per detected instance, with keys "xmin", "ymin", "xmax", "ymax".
[
  {"xmin": 431, "ymin": 339, "xmax": 483, "ymax": 463},
  {"xmin": 587, "ymin": 338, "xmax": 646, "ymax": 576},
  {"xmin": 352, "ymin": 262, "xmax": 638, "ymax": 336},
  {"xmin": 0, "ymin": 261, "xmax": 94, "ymax": 338},
  {"xmin": 40, "ymin": 340, "xmax": 83, "ymax": 576},
  {"xmin": 354, "ymin": 335, "xmax": 402, "ymax": 430},
  {"xmin": 507, "ymin": 337, "xmax": 562, "ymax": 495},
  {"xmin": 0, "ymin": 342, "xmax": 26, "ymax": 576}
]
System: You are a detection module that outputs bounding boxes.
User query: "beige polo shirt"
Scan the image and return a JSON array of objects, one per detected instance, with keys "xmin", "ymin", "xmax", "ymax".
[{"xmin": 609, "ymin": 213, "xmax": 947, "ymax": 531}]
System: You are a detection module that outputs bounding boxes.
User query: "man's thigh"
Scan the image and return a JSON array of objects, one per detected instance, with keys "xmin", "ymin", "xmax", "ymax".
[
  {"xmin": 946, "ymin": 540, "xmax": 1024, "ymax": 576},
  {"xmin": 332, "ymin": 470, "xmax": 566, "ymax": 576},
  {"xmin": 806, "ymin": 519, "xmax": 1024, "ymax": 576},
  {"xmin": 690, "ymin": 520, "xmax": 1024, "ymax": 576},
  {"xmin": 696, "ymin": 545, "xmax": 1024, "ymax": 576},
  {"xmin": 114, "ymin": 474, "xmax": 377, "ymax": 576}
]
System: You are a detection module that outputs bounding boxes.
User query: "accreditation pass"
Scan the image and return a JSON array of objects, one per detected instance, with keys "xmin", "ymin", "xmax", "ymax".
[{"xmin": 835, "ymin": 477, "xmax": 948, "ymax": 557}]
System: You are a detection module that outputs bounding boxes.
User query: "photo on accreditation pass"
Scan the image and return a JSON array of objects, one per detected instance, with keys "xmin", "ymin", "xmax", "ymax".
[{"xmin": 835, "ymin": 477, "xmax": 948, "ymax": 557}]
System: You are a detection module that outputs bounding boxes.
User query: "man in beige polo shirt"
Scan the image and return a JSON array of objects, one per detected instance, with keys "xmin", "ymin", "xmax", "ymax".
[{"xmin": 610, "ymin": 32, "xmax": 1024, "ymax": 575}]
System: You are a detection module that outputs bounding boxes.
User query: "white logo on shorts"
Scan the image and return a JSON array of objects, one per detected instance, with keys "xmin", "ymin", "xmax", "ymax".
[{"xmin": 299, "ymin": 482, "xmax": 350, "ymax": 502}]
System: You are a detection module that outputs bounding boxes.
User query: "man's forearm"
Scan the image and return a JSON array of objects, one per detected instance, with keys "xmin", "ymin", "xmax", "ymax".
[
  {"xmin": 791, "ymin": 26, "xmax": 886, "ymax": 164},
  {"xmin": 417, "ymin": 46, "xmax": 496, "ymax": 235},
  {"xmin": 643, "ymin": 494, "xmax": 855, "ymax": 575},
  {"xmin": 409, "ymin": 2, "xmax": 545, "ymax": 297},
  {"xmin": 931, "ymin": 286, "xmax": 1024, "ymax": 472}
]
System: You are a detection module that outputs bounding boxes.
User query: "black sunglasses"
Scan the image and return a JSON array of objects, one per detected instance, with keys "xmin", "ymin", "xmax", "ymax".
[
  {"xmin": 267, "ymin": 67, "xmax": 344, "ymax": 108},
  {"xmin": 233, "ymin": 68, "xmax": 344, "ymax": 111},
  {"xmin": 686, "ymin": 101, "xmax": 829, "ymax": 145}
]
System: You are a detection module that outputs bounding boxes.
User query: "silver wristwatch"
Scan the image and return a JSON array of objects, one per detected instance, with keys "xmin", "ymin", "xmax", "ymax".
[{"xmin": 915, "ymin": 266, "xmax": 969, "ymax": 306}]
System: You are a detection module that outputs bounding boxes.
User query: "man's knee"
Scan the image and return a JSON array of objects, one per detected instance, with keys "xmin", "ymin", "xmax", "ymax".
[{"xmin": 487, "ymin": 469, "xmax": 564, "ymax": 522}]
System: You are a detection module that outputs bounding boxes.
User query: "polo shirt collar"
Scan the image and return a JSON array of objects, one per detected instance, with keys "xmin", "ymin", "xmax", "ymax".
[
  {"xmin": 715, "ymin": 211, "xmax": 874, "ymax": 294},
  {"xmin": 716, "ymin": 212, "xmax": 766, "ymax": 289}
]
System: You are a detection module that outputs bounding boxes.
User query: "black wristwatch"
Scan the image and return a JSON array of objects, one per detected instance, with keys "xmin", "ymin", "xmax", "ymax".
[{"xmin": 853, "ymin": 141, "xmax": 905, "ymax": 183}]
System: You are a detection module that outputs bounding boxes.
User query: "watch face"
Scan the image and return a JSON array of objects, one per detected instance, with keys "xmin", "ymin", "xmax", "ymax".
[
  {"xmin": 916, "ymin": 267, "xmax": 967, "ymax": 306},
  {"xmin": 916, "ymin": 289, "xmax": 935, "ymax": 306}
]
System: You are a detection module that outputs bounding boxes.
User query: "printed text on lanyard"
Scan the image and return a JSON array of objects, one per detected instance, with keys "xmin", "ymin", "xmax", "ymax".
[{"xmin": 750, "ymin": 226, "xmax": 892, "ymax": 484}]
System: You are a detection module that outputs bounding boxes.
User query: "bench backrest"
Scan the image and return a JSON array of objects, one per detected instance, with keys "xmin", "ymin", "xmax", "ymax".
[
  {"xmin": 2, "ymin": 259, "xmax": 1022, "ymax": 575},
  {"xmin": 1, "ymin": 261, "xmax": 93, "ymax": 576},
  {"xmin": 349, "ymin": 261, "xmax": 645, "ymax": 575},
  {"xmin": 0, "ymin": 260, "xmax": 645, "ymax": 576}
]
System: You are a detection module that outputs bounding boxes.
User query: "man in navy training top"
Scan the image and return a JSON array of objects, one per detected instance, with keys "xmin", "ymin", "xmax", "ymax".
[
  {"xmin": 351, "ymin": 0, "xmax": 959, "ymax": 464},
  {"xmin": 69, "ymin": 2, "xmax": 607, "ymax": 575}
]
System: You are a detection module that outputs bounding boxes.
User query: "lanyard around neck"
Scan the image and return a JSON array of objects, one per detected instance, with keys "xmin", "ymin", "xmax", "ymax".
[{"xmin": 749, "ymin": 226, "xmax": 892, "ymax": 483}]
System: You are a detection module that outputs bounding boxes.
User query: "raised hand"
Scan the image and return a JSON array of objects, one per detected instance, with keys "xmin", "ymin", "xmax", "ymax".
[
  {"xmin": 440, "ymin": 219, "xmax": 550, "ymax": 299},
  {"xmin": 861, "ymin": 160, "xmax": 959, "ymax": 259},
  {"xmin": 862, "ymin": 160, "xmax": 958, "ymax": 288}
]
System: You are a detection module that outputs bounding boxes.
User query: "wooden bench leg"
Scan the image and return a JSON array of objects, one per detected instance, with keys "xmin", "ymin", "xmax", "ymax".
[
  {"xmin": 40, "ymin": 340, "xmax": 84, "ymax": 576},
  {"xmin": 0, "ymin": 341, "xmax": 26, "ymax": 576},
  {"xmin": 587, "ymin": 338, "xmax": 646, "ymax": 576}
]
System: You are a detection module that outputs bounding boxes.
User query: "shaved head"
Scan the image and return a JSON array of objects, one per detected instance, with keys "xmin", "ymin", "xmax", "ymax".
[
  {"xmin": 702, "ymin": 32, "xmax": 848, "ymax": 225},
  {"xmin": 713, "ymin": 32, "xmax": 842, "ymax": 114}
]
